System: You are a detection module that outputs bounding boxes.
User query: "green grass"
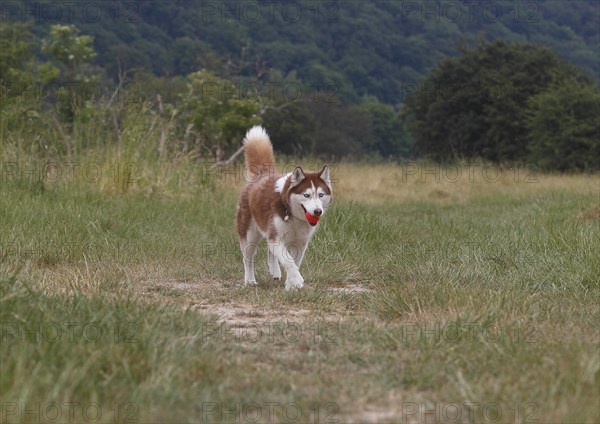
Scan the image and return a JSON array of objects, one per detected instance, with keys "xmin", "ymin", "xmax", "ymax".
[{"xmin": 1, "ymin": 158, "xmax": 599, "ymax": 423}]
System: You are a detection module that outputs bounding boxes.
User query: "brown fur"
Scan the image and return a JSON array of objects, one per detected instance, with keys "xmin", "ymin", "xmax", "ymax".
[
  {"xmin": 236, "ymin": 126, "xmax": 333, "ymax": 289},
  {"xmin": 236, "ymin": 169, "xmax": 331, "ymax": 241},
  {"xmin": 243, "ymin": 135, "xmax": 275, "ymax": 179},
  {"xmin": 236, "ymin": 173, "xmax": 284, "ymax": 239}
]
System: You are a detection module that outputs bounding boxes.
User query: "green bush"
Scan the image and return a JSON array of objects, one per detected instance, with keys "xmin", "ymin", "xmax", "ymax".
[
  {"xmin": 403, "ymin": 41, "xmax": 599, "ymax": 169},
  {"xmin": 526, "ymin": 82, "xmax": 600, "ymax": 170}
]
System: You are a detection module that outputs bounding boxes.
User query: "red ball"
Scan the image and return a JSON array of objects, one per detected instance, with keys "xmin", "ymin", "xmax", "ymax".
[{"xmin": 305, "ymin": 211, "xmax": 320, "ymax": 225}]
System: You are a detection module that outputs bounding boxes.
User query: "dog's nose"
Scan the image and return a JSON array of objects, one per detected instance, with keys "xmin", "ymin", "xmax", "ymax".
[{"xmin": 313, "ymin": 208, "xmax": 322, "ymax": 216}]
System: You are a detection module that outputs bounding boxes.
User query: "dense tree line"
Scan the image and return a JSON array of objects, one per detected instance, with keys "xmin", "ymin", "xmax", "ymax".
[
  {"xmin": 1, "ymin": 22, "xmax": 411, "ymax": 159},
  {"xmin": 1, "ymin": 1, "xmax": 599, "ymax": 169},
  {"xmin": 3, "ymin": 0, "xmax": 598, "ymax": 103},
  {"xmin": 403, "ymin": 41, "xmax": 599, "ymax": 170}
]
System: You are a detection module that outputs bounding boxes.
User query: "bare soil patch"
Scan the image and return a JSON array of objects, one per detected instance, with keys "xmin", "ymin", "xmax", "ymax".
[{"xmin": 140, "ymin": 278, "xmax": 370, "ymax": 331}]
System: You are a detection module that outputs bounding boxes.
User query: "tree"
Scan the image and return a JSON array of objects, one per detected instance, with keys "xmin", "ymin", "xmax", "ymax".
[
  {"xmin": 0, "ymin": 23, "xmax": 59, "ymax": 141},
  {"xmin": 181, "ymin": 70, "xmax": 262, "ymax": 156},
  {"xmin": 41, "ymin": 25, "xmax": 99, "ymax": 126},
  {"xmin": 359, "ymin": 102, "xmax": 411, "ymax": 158},
  {"xmin": 526, "ymin": 81, "xmax": 600, "ymax": 170},
  {"xmin": 172, "ymin": 37, "xmax": 214, "ymax": 76},
  {"xmin": 403, "ymin": 40, "xmax": 595, "ymax": 167},
  {"xmin": 0, "ymin": 23, "xmax": 59, "ymax": 98},
  {"xmin": 0, "ymin": 23, "xmax": 34, "ymax": 86},
  {"xmin": 41, "ymin": 25, "xmax": 95, "ymax": 80},
  {"xmin": 263, "ymin": 100, "xmax": 373, "ymax": 158},
  {"xmin": 305, "ymin": 101, "xmax": 372, "ymax": 158},
  {"xmin": 262, "ymin": 102, "xmax": 317, "ymax": 155}
]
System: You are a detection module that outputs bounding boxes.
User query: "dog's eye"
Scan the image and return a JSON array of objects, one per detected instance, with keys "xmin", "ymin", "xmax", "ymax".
[
  {"xmin": 319, "ymin": 193, "xmax": 324, "ymax": 198},
  {"xmin": 303, "ymin": 193, "xmax": 310, "ymax": 198}
]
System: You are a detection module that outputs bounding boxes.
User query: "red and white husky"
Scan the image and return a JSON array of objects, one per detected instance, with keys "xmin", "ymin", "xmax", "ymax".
[{"xmin": 236, "ymin": 125, "xmax": 333, "ymax": 290}]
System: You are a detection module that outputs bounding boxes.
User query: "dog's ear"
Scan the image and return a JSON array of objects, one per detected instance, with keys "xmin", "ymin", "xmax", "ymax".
[
  {"xmin": 290, "ymin": 166, "xmax": 306, "ymax": 187},
  {"xmin": 319, "ymin": 164, "xmax": 331, "ymax": 187}
]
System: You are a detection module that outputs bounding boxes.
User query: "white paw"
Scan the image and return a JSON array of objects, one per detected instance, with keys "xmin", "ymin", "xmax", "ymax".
[
  {"xmin": 285, "ymin": 272, "xmax": 304, "ymax": 291},
  {"xmin": 245, "ymin": 279, "xmax": 257, "ymax": 286},
  {"xmin": 269, "ymin": 265, "xmax": 282, "ymax": 280}
]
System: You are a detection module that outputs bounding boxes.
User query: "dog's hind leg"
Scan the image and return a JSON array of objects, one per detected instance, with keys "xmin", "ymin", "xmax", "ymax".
[{"xmin": 240, "ymin": 224, "xmax": 261, "ymax": 286}]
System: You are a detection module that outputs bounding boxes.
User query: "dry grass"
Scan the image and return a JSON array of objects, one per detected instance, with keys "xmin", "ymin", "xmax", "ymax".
[
  {"xmin": 333, "ymin": 162, "xmax": 599, "ymax": 204},
  {"xmin": 1, "ymin": 160, "xmax": 599, "ymax": 423}
]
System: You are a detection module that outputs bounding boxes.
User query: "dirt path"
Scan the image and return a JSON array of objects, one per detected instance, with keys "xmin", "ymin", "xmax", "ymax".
[{"xmin": 141, "ymin": 277, "xmax": 371, "ymax": 330}]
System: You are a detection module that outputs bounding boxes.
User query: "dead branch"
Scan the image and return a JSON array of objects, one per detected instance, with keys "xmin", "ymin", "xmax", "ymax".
[
  {"xmin": 111, "ymin": 110, "xmax": 121, "ymax": 149},
  {"xmin": 157, "ymin": 94, "xmax": 166, "ymax": 157},
  {"xmin": 212, "ymin": 145, "xmax": 244, "ymax": 169},
  {"xmin": 51, "ymin": 115, "xmax": 72, "ymax": 160},
  {"xmin": 182, "ymin": 123, "xmax": 194, "ymax": 152}
]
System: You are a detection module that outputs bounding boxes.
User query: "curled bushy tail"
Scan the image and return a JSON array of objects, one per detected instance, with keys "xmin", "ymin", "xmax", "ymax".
[{"xmin": 243, "ymin": 125, "xmax": 275, "ymax": 179}]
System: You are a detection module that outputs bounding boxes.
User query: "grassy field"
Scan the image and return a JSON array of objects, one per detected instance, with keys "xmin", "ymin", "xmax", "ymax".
[{"xmin": 1, "ymin": 154, "xmax": 599, "ymax": 423}]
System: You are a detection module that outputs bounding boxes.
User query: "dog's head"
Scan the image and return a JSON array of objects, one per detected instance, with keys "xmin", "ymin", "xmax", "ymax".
[{"xmin": 285, "ymin": 165, "xmax": 333, "ymax": 226}]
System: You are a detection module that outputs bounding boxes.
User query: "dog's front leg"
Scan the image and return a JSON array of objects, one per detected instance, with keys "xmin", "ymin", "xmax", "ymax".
[
  {"xmin": 293, "ymin": 241, "xmax": 310, "ymax": 269},
  {"xmin": 268, "ymin": 241, "xmax": 304, "ymax": 290},
  {"xmin": 267, "ymin": 248, "xmax": 282, "ymax": 280}
]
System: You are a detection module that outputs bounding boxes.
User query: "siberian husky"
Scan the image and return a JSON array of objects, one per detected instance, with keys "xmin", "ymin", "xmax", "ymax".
[{"xmin": 236, "ymin": 125, "xmax": 333, "ymax": 290}]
